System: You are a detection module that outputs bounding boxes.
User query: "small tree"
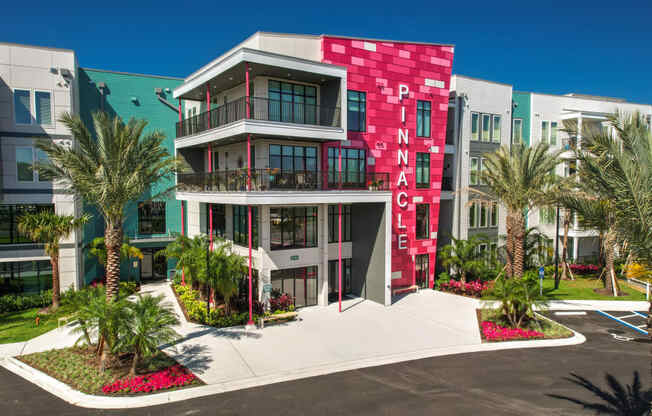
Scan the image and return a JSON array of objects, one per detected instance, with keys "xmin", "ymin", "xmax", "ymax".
[
  {"xmin": 492, "ymin": 274, "xmax": 547, "ymax": 328},
  {"xmin": 17, "ymin": 211, "xmax": 89, "ymax": 310},
  {"xmin": 438, "ymin": 235, "xmax": 488, "ymax": 283},
  {"xmin": 202, "ymin": 239, "xmax": 246, "ymax": 314},
  {"xmin": 157, "ymin": 233, "xmax": 207, "ymax": 292},
  {"xmin": 121, "ymin": 294, "xmax": 179, "ymax": 377}
]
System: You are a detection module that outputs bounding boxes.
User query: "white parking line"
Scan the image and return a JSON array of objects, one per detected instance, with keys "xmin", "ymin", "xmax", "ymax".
[
  {"xmin": 554, "ymin": 311, "xmax": 587, "ymax": 316},
  {"xmin": 616, "ymin": 314, "xmax": 639, "ymax": 319}
]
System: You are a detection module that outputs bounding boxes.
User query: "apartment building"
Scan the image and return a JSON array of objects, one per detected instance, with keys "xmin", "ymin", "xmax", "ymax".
[
  {"xmin": 516, "ymin": 91, "xmax": 652, "ymax": 262},
  {"xmin": 437, "ymin": 75, "xmax": 511, "ymax": 267},
  {"xmin": 78, "ymin": 68, "xmax": 184, "ymax": 284},
  {"xmin": 174, "ymin": 32, "xmax": 454, "ymax": 308},
  {"xmin": 0, "ymin": 43, "xmax": 84, "ymax": 295}
]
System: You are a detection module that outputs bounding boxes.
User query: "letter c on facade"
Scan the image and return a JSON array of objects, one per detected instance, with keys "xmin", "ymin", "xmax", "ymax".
[{"xmin": 397, "ymin": 192, "xmax": 408, "ymax": 208}]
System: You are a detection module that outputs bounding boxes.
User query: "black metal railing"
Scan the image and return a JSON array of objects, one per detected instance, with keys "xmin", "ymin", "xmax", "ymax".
[
  {"xmin": 176, "ymin": 97, "xmax": 341, "ymax": 138},
  {"xmin": 177, "ymin": 169, "xmax": 390, "ymax": 193}
]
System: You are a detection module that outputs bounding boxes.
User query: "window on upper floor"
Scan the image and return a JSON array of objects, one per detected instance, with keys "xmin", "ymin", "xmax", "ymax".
[
  {"xmin": 328, "ymin": 147, "xmax": 366, "ymax": 188},
  {"xmin": 16, "ymin": 147, "xmax": 51, "ymax": 182},
  {"xmin": 268, "ymin": 80, "xmax": 317, "ymax": 124},
  {"xmin": 270, "ymin": 206, "xmax": 318, "ymax": 250},
  {"xmin": 512, "ymin": 118, "xmax": 523, "ymax": 144},
  {"xmin": 233, "ymin": 205, "xmax": 258, "ymax": 247},
  {"xmin": 471, "ymin": 112, "xmax": 479, "ymax": 141},
  {"xmin": 481, "ymin": 114, "xmax": 491, "ymax": 142},
  {"xmin": 469, "ymin": 200, "xmax": 498, "ymax": 229},
  {"xmin": 416, "ymin": 204, "xmax": 430, "ymax": 240},
  {"xmin": 347, "ymin": 90, "xmax": 366, "ymax": 132},
  {"xmin": 541, "ymin": 121, "xmax": 558, "ymax": 145},
  {"xmin": 14, "ymin": 90, "xmax": 31, "ymax": 125},
  {"xmin": 416, "ymin": 152, "xmax": 430, "ymax": 188},
  {"xmin": 138, "ymin": 201, "xmax": 166, "ymax": 234},
  {"xmin": 470, "ymin": 157, "xmax": 479, "ymax": 185},
  {"xmin": 35, "ymin": 91, "xmax": 52, "ymax": 125},
  {"xmin": 492, "ymin": 115, "xmax": 501, "ymax": 143},
  {"xmin": 269, "ymin": 144, "xmax": 317, "ymax": 173},
  {"xmin": 469, "ymin": 202, "xmax": 477, "ymax": 228},
  {"xmin": 417, "ymin": 100, "xmax": 431, "ymax": 137},
  {"xmin": 205, "ymin": 204, "xmax": 225, "ymax": 238},
  {"xmin": 472, "ymin": 112, "xmax": 501, "ymax": 143}
]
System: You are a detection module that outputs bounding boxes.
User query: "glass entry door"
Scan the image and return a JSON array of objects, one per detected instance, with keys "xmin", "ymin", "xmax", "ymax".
[
  {"xmin": 140, "ymin": 247, "xmax": 167, "ymax": 281},
  {"xmin": 415, "ymin": 254, "xmax": 429, "ymax": 289},
  {"xmin": 328, "ymin": 259, "xmax": 352, "ymax": 302},
  {"xmin": 271, "ymin": 266, "xmax": 318, "ymax": 308}
]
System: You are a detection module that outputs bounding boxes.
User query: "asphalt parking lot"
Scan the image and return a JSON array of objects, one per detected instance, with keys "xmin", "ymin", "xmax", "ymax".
[{"xmin": 1, "ymin": 310, "xmax": 649, "ymax": 415}]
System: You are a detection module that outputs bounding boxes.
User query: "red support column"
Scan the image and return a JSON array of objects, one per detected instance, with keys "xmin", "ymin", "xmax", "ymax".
[
  {"xmin": 245, "ymin": 63, "xmax": 254, "ymax": 327},
  {"xmin": 338, "ymin": 142, "xmax": 342, "ymax": 313},
  {"xmin": 206, "ymin": 84, "xmax": 211, "ymax": 129},
  {"xmin": 178, "ymin": 98, "xmax": 186, "ymax": 286}
]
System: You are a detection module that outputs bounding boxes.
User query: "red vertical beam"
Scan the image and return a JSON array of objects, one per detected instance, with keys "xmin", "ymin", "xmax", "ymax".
[
  {"xmin": 207, "ymin": 83, "xmax": 213, "ymax": 251},
  {"xmin": 338, "ymin": 142, "xmax": 342, "ymax": 313},
  {"xmin": 246, "ymin": 63, "xmax": 254, "ymax": 326},
  {"xmin": 178, "ymin": 98, "xmax": 186, "ymax": 286}
]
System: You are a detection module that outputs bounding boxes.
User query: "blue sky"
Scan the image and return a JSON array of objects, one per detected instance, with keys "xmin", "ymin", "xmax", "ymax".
[{"xmin": 3, "ymin": 0, "xmax": 651, "ymax": 103}]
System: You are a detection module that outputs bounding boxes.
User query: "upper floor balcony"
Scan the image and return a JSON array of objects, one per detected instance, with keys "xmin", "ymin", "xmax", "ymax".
[
  {"xmin": 176, "ymin": 96, "xmax": 341, "ymax": 139},
  {"xmin": 173, "ymin": 48, "xmax": 347, "ymax": 149}
]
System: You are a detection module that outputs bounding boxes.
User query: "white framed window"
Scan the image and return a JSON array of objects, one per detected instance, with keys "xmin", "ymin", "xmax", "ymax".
[
  {"xmin": 541, "ymin": 120, "xmax": 558, "ymax": 145},
  {"xmin": 479, "ymin": 202, "xmax": 488, "ymax": 227},
  {"xmin": 469, "ymin": 202, "xmax": 477, "ymax": 228},
  {"xmin": 470, "ymin": 157, "xmax": 479, "ymax": 185},
  {"xmin": 541, "ymin": 121, "xmax": 549, "ymax": 144},
  {"xmin": 492, "ymin": 115, "xmax": 501, "ymax": 143},
  {"xmin": 478, "ymin": 243, "xmax": 488, "ymax": 256},
  {"xmin": 16, "ymin": 147, "xmax": 50, "ymax": 182},
  {"xmin": 481, "ymin": 114, "xmax": 491, "ymax": 142},
  {"xmin": 14, "ymin": 89, "xmax": 31, "ymax": 125},
  {"xmin": 513, "ymin": 118, "xmax": 523, "ymax": 144},
  {"xmin": 479, "ymin": 157, "xmax": 488, "ymax": 185},
  {"xmin": 34, "ymin": 91, "xmax": 52, "ymax": 125},
  {"xmin": 550, "ymin": 122, "xmax": 557, "ymax": 145},
  {"xmin": 471, "ymin": 112, "xmax": 479, "ymax": 141},
  {"xmin": 490, "ymin": 201, "xmax": 498, "ymax": 227}
]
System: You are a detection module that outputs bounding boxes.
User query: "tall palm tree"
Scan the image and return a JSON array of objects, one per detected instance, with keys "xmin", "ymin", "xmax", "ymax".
[
  {"xmin": 478, "ymin": 143, "xmax": 562, "ymax": 278},
  {"xmin": 37, "ymin": 111, "xmax": 181, "ymax": 300},
  {"xmin": 87, "ymin": 236, "xmax": 144, "ymax": 269},
  {"xmin": 438, "ymin": 234, "xmax": 488, "ymax": 284},
  {"xmin": 17, "ymin": 211, "xmax": 89, "ymax": 310}
]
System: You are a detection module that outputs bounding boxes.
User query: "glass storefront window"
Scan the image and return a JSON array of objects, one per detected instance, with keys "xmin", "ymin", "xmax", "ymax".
[{"xmin": 271, "ymin": 266, "xmax": 318, "ymax": 308}]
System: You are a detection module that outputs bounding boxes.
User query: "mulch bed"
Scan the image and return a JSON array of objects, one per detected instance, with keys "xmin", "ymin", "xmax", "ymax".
[{"xmin": 18, "ymin": 345, "xmax": 203, "ymax": 396}]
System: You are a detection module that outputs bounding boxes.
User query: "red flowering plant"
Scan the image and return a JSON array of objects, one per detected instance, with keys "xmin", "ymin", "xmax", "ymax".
[
  {"xmin": 102, "ymin": 365, "xmax": 198, "ymax": 394},
  {"xmin": 481, "ymin": 321, "xmax": 544, "ymax": 341},
  {"xmin": 439, "ymin": 279, "xmax": 488, "ymax": 298},
  {"xmin": 568, "ymin": 264, "xmax": 599, "ymax": 275},
  {"xmin": 269, "ymin": 292, "xmax": 294, "ymax": 312}
]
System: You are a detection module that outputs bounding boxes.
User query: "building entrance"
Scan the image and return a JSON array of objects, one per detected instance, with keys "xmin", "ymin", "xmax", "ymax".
[{"xmin": 415, "ymin": 254, "xmax": 429, "ymax": 289}]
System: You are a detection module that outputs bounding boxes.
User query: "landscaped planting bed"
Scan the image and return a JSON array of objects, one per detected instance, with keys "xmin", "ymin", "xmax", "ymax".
[
  {"xmin": 18, "ymin": 346, "xmax": 202, "ymax": 395},
  {"xmin": 172, "ymin": 283, "xmax": 296, "ymax": 328},
  {"xmin": 438, "ymin": 279, "xmax": 490, "ymax": 298},
  {"xmin": 476, "ymin": 309, "xmax": 573, "ymax": 342}
]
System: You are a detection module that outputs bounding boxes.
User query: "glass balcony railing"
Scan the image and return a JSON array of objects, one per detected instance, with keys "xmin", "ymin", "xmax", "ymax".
[
  {"xmin": 176, "ymin": 97, "xmax": 341, "ymax": 138},
  {"xmin": 177, "ymin": 169, "xmax": 390, "ymax": 193}
]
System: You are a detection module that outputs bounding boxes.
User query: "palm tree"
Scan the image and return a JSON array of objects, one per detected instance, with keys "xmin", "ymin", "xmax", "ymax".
[
  {"xmin": 557, "ymin": 195, "xmax": 621, "ymax": 296},
  {"xmin": 478, "ymin": 143, "xmax": 562, "ymax": 278},
  {"xmin": 87, "ymin": 236, "xmax": 144, "ymax": 267},
  {"xmin": 157, "ymin": 234, "xmax": 207, "ymax": 292},
  {"xmin": 121, "ymin": 294, "xmax": 179, "ymax": 377},
  {"xmin": 438, "ymin": 235, "xmax": 488, "ymax": 284},
  {"xmin": 203, "ymin": 239, "xmax": 246, "ymax": 313},
  {"xmin": 17, "ymin": 211, "xmax": 89, "ymax": 310},
  {"xmin": 549, "ymin": 372, "xmax": 652, "ymax": 415},
  {"xmin": 37, "ymin": 111, "xmax": 181, "ymax": 300}
]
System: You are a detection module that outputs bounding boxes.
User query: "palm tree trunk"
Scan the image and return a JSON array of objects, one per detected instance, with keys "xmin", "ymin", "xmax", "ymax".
[
  {"xmin": 105, "ymin": 222, "xmax": 123, "ymax": 301},
  {"xmin": 460, "ymin": 270, "xmax": 467, "ymax": 285},
  {"xmin": 561, "ymin": 209, "xmax": 570, "ymax": 280},
  {"xmin": 603, "ymin": 230, "xmax": 621, "ymax": 297},
  {"xmin": 50, "ymin": 254, "xmax": 60, "ymax": 310},
  {"xmin": 129, "ymin": 349, "xmax": 139, "ymax": 377},
  {"xmin": 512, "ymin": 212, "xmax": 526, "ymax": 279},
  {"xmin": 505, "ymin": 212, "xmax": 516, "ymax": 278}
]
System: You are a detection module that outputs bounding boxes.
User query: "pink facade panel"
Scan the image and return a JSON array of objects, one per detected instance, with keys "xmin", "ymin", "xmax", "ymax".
[{"xmin": 321, "ymin": 36, "xmax": 454, "ymax": 289}]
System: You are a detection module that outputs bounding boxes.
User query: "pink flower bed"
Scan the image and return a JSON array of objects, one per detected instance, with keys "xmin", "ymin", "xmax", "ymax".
[
  {"xmin": 439, "ymin": 279, "xmax": 488, "ymax": 298},
  {"xmin": 481, "ymin": 321, "xmax": 545, "ymax": 341},
  {"xmin": 569, "ymin": 264, "xmax": 599, "ymax": 275},
  {"xmin": 102, "ymin": 365, "xmax": 197, "ymax": 394}
]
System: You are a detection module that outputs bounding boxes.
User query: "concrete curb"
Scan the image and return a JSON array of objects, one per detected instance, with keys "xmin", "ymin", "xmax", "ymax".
[{"xmin": 1, "ymin": 329, "xmax": 586, "ymax": 409}]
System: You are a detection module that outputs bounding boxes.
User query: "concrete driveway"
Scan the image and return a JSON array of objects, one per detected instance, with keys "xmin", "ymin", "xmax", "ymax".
[{"xmin": 156, "ymin": 283, "xmax": 482, "ymax": 386}]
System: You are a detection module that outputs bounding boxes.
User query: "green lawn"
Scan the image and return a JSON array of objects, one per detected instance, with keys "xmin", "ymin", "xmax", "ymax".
[
  {"xmin": 483, "ymin": 276, "xmax": 646, "ymax": 301},
  {"xmin": 0, "ymin": 306, "xmax": 74, "ymax": 344}
]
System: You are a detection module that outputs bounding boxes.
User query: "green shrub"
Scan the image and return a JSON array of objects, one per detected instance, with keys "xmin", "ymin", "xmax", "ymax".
[
  {"xmin": 0, "ymin": 290, "xmax": 53, "ymax": 314},
  {"xmin": 119, "ymin": 281, "xmax": 138, "ymax": 297}
]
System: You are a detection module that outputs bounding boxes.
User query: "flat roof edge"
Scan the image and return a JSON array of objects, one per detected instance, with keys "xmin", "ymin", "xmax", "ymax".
[
  {"xmin": 79, "ymin": 67, "xmax": 184, "ymax": 81},
  {"xmin": 0, "ymin": 41, "xmax": 75, "ymax": 54},
  {"xmin": 322, "ymin": 34, "xmax": 454, "ymax": 48},
  {"xmin": 452, "ymin": 74, "xmax": 513, "ymax": 88}
]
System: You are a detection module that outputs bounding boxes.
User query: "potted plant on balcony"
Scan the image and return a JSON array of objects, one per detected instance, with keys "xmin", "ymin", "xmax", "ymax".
[{"xmin": 367, "ymin": 179, "xmax": 379, "ymax": 191}]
